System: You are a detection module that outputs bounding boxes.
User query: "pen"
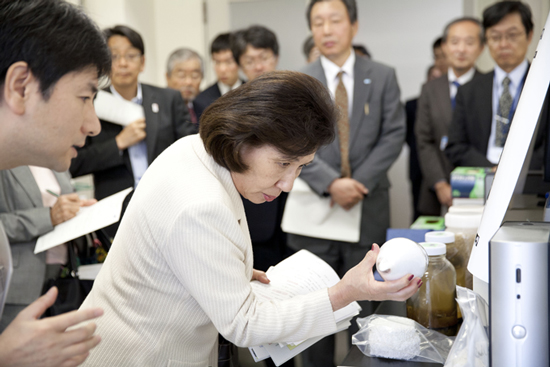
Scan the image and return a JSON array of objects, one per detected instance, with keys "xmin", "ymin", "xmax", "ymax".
[{"xmin": 46, "ymin": 189, "xmax": 59, "ymax": 198}]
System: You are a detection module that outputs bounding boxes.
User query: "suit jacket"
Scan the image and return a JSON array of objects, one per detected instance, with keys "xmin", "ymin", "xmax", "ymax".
[
  {"xmin": 0, "ymin": 167, "xmax": 73, "ymax": 305},
  {"xmin": 194, "ymin": 80, "xmax": 246, "ymax": 123},
  {"xmin": 70, "ymin": 83, "xmax": 195, "ymax": 236},
  {"xmin": 295, "ymin": 57, "xmax": 406, "ymax": 246},
  {"xmin": 415, "ymin": 71, "xmax": 481, "ymax": 215},
  {"xmin": 80, "ymin": 135, "xmax": 336, "ymax": 366},
  {"xmin": 445, "ymin": 69, "xmax": 547, "ymax": 169},
  {"xmin": 194, "ymin": 82, "xmax": 221, "ymax": 123}
]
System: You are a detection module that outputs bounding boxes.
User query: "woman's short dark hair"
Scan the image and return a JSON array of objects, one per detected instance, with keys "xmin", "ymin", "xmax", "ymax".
[
  {"xmin": 200, "ymin": 71, "xmax": 337, "ymax": 173},
  {"xmin": 482, "ymin": 1, "xmax": 533, "ymax": 36},
  {"xmin": 104, "ymin": 25, "xmax": 145, "ymax": 55},
  {"xmin": 0, "ymin": 0, "xmax": 111, "ymax": 100}
]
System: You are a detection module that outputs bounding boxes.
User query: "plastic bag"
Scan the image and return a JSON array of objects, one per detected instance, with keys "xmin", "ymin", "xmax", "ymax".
[
  {"xmin": 352, "ymin": 314, "xmax": 453, "ymax": 364},
  {"xmin": 444, "ymin": 286, "xmax": 489, "ymax": 367}
]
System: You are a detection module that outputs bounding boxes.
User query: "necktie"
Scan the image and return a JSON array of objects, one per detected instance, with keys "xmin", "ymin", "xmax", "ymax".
[
  {"xmin": 495, "ymin": 77, "xmax": 512, "ymax": 147},
  {"xmin": 335, "ymin": 71, "xmax": 351, "ymax": 178},
  {"xmin": 451, "ymin": 81, "xmax": 460, "ymax": 110},
  {"xmin": 188, "ymin": 103, "xmax": 197, "ymax": 124}
]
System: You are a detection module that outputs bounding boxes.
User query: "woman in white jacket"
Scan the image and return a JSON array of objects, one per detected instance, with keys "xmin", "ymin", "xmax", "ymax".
[{"xmin": 79, "ymin": 71, "xmax": 420, "ymax": 366}]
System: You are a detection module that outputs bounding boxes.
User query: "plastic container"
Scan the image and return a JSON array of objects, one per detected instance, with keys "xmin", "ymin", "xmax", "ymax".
[
  {"xmin": 444, "ymin": 212, "xmax": 482, "ymax": 289},
  {"xmin": 406, "ymin": 242, "xmax": 458, "ymax": 336},
  {"xmin": 447, "ymin": 204, "xmax": 484, "ymax": 215}
]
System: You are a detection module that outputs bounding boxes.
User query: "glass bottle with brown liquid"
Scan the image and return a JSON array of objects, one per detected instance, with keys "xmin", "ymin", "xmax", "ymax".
[{"xmin": 406, "ymin": 242, "xmax": 458, "ymax": 336}]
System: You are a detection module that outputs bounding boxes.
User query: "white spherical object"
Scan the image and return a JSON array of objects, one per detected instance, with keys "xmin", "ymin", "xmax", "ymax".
[{"xmin": 376, "ymin": 238, "xmax": 428, "ymax": 281}]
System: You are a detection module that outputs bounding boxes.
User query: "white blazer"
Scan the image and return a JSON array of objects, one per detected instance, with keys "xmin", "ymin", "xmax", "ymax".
[{"xmin": 80, "ymin": 135, "xmax": 337, "ymax": 367}]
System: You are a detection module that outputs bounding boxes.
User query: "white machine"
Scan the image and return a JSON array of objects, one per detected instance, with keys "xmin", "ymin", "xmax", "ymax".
[{"xmin": 490, "ymin": 222, "xmax": 549, "ymax": 366}]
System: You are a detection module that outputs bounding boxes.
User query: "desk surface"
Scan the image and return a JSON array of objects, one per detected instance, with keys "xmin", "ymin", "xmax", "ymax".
[{"xmin": 340, "ymin": 301, "xmax": 441, "ymax": 367}]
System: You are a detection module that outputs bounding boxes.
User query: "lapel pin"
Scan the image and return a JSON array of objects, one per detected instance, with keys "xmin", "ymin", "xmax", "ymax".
[
  {"xmin": 152, "ymin": 103, "xmax": 159, "ymax": 113},
  {"xmin": 363, "ymin": 78, "xmax": 371, "ymax": 84},
  {"xmin": 364, "ymin": 103, "xmax": 370, "ymax": 115}
]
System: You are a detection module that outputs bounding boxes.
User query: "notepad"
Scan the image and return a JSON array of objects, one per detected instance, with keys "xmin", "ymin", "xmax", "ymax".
[{"xmin": 34, "ymin": 188, "xmax": 132, "ymax": 254}]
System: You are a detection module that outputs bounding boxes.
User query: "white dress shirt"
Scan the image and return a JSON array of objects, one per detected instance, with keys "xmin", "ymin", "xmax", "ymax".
[
  {"xmin": 448, "ymin": 67, "xmax": 476, "ymax": 100},
  {"xmin": 218, "ymin": 79, "xmax": 242, "ymax": 96},
  {"xmin": 320, "ymin": 50, "xmax": 355, "ymax": 118},
  {"xmin": 486, "ymin": 60, "xmax": 528, "ymax": 164}
]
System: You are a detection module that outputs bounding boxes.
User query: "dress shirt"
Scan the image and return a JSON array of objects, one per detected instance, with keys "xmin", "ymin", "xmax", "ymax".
[
  {"xmin": 320, "ymin": 50, "xmax": 355, "ymax": 117},
  {"xmin": 28, "ymin": 166, "xmax": 67, "ymax": 265},
  {"xmin": 218, "ymin": 79, "xmax": 242, "ymax": 96},
  {"xmin": 487, "ymin": 60, "xmax": 528, "ymax": 164},
  {"xmin": 110, "ymin": 84, "xmax": 148, "ymax": 187},
  {"xmin": 448, "ymin": 67, "xmax": 476, "ymax": 100}
]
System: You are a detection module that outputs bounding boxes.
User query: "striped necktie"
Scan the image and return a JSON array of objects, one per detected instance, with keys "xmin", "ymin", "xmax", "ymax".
[{"xmin": 495, "ymin": 77, "xmax": 512, "ymax": 147}]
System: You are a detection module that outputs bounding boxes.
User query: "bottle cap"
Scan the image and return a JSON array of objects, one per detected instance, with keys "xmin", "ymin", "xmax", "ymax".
[
  {"xmin": 425, "ymin": 231, "xmax": 455, "ymax": 243},
  {"xmin": 420, "ymin": 242, "xmax": 446, "ymax": 256}
]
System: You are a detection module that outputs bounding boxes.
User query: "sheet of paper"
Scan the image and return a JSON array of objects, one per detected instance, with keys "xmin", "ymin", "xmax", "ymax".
[
  {"xmin": 249, "ymin": 345, "xmax": 270, "ymax": 362},
  {"xmin": 0, "ymin": 223, "xmax": 13, "ymax": 318},
  {"xmin": 78, "ymin": 263, "xmax": 103, "ymax": 280},
  {"xmin": 282, "ymin": 178, "xmax": 362, "ymax": 243},
  {"xmin": 94, "ymin": 90, "xmax": 144, "ymax": 127},
  {"xmin": 35, "ymin": 188, "xmax": 132, "ymax": 254},
  {"xmin": 250, "ymin": 250, "xmax": 360, "ymax": 349},
  {"xmin": 469, "ymin": 13, "xmax": 550, "ymax": 283}
]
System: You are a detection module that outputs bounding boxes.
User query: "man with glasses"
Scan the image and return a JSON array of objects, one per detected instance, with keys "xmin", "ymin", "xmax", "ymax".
[
  {"xmin": 446, "ymin": 1, "xmax": 546, "ymax": 169},
  {"xmin": 70, "ymin": 25, "xmax": 194, "ymax": 238},
  {"xmin": 166, "ymin": 48, "xmax": 204, "ymax": 126},
  {"xmin": 232, "ymin": 25, "xmax": 279, "ymax": 81}
]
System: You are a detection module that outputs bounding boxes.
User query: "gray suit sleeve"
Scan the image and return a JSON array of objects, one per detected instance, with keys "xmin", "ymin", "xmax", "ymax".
[
  {"xmin": 0, "ymin": 208, "xmax": 53, "ymax": 243},
  {"xmin": 352, "ymin": 68, "xmax": 405, "ymax": 191},
  {"xmin": 415, "ymin": 83, "xmax": 447, "ymax": 187},
  {"xmin": 297, "ymin": 157, "xmax": 341, "ymax": 195}
]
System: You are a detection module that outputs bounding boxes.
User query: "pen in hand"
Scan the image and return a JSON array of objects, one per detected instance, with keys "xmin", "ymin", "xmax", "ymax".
[{"xmin": 46, "ymin": 189, "xmax": 59, "ymax": 198}]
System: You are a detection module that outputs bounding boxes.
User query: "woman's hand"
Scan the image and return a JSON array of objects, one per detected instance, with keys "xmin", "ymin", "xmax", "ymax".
[
  {"xmin": 327, "ymin": 244, "xmax": 421, "ymax": 311},
  {"xmin": 251, "ymin": 269, "xmax": 270, "ymax": 284}
]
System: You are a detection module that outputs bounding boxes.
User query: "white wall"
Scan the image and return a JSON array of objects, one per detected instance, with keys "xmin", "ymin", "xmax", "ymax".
[{"xmin": 82, "ymin": 0, "xmax": 230, "ymax": 88}]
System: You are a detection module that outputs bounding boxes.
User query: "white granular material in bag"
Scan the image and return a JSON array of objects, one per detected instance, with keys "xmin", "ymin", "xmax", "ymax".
[{"xmin": 367, "ymin": 317, "xmax": 421, "ymax": 360}]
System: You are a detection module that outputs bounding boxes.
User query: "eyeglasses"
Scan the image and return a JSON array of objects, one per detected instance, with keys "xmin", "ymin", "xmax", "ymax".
[
  {"xmin": 486, "ymin": 31, "xmax": 526, "ymax": 44},
  {"xmin": 111, "ymin": 53, "xmax": 142, "ymax": 63},
  {"xmin": 241, "ymin": 54, "xmax": 275, "ymax": 70}
]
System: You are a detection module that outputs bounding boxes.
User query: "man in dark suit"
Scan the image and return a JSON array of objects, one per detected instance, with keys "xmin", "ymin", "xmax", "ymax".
[
  {"xmin": 70, "ymin": 25, "xmax": 194, "ymax": 238},
  {"xmin": 194, "ymin": 33, "xmax": 243, "ymax": 122},
  {"xmin": 288, "ymin": 1, "xmax": 405, "ymax": 365},
  {"xmin": 415, "ymin": 17, "xmax": 484, "ymax": 216},
  {"xmin": 445, "ymin": 2, "xmax": 546, "ymax": 170}
]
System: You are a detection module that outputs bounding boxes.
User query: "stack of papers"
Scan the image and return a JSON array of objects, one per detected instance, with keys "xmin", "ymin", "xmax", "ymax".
[{"xmin": 249, "ymin": 250, "xmax": 361, "ymax": 366}]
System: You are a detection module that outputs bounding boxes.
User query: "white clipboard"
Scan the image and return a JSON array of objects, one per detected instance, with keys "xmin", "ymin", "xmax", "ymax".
[
  {"xmin": 0, "ymin": 223, "xmax": 13, "ymax": 319},
  {"xmin": 282, "ymin": 178, "xmax": 361, "ymax": 242}
]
